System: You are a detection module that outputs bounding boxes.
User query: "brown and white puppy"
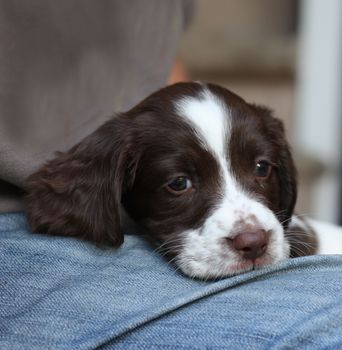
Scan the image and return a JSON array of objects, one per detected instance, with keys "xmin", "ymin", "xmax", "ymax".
[{"xmin": 25, "ymin": 82, "xmax": 321, "ymax": 279}]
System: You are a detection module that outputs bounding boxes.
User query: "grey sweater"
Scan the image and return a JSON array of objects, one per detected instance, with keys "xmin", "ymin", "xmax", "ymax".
[{"xmin": 0, "ymin": 0, "xmax": 193, "ymax": 212}]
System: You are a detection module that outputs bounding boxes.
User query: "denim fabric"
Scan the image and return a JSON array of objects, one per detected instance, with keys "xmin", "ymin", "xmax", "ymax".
[{"xmin": 0, "ymin": 212, "xmax": 342, "ymax": 349}]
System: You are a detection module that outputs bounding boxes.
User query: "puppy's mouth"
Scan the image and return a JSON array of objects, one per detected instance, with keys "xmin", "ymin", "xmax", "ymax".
[
  {"xmin": 237, "ymin": 256, "xmax": 271, "ymax": 270},
  {"xmin": 176, "ymin": 253, "xmax": 282, "ymax": 280},
  {"xmin": 233, "ymin": 254, "xmax": 278, "ymax": 275}
]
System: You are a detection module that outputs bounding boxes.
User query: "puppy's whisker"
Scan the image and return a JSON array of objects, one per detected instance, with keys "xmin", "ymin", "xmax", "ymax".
[
  {"xmin": 274, "ymin": 209, "xmax": 287, "ymax": 216},
  {"xmin": 287, "ymin": 240, "xmax": 316, "ymax": 250},
  {"xmin": 292, "ymin": 213, "xmax": 316, "ymax": 218},
  {"xmin": 286, "ymin": 231, "xmax": 314, "ymax": 237},
  {"xmin": 155, "ymin": 241, "xmax": 184, "ymax": 253},
  {"xmin": 287, "ymin": 238, "xmax": 316, "ymax": 248},
  {"xmin": 153, "ymin": 237, "xmax": 184, "ymax": 254},
  {"xmin": 279, "ymin": 212, "xmax": 314, "ymax": 227}
]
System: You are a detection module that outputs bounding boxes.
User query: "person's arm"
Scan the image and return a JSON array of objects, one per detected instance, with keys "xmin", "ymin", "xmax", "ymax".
[{"xmin": 167, "ymin": 56, "xmax": 189, "ymax": 84}]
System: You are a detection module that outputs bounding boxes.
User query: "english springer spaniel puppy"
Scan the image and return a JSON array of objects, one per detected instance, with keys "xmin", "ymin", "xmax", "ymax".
[{"xmin": 26, "ymin": 82, "xmax": 329, "ymax": 279}]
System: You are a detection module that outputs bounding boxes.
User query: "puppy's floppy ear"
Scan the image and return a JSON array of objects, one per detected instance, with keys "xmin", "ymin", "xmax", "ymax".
[
  {"xmin": 256, "ymin": 106, "xmax": 297, "ymax": 226},
  {"xmin": 277, "ymin": 137, "xmax": 297, "ymax": 225},
  {"xmin": 25, "ymin": 115, "xmax": 131, "ymax": 247}
]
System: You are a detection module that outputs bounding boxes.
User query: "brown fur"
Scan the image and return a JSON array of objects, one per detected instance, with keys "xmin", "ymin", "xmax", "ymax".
[{"xmin": 25, "ymin": 82, "xmax": 316, "ymax": 257}]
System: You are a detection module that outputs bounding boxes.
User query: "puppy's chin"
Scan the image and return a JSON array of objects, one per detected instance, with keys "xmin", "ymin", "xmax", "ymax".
[{"xmin": 175, "ymin": 249, "xmax": 290, "ymax": 280}]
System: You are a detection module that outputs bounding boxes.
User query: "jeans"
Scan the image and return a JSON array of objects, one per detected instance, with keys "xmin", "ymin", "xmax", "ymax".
[{"xmin": 0, "ymin": 212, "xmax": 342, "ymax": 349}]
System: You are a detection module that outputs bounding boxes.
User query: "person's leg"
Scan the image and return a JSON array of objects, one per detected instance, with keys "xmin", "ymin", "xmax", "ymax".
[
  {"xmin": 107, "ymin": 256, "xmax": 342, "ymax": 349},
  {"xmin": 1, "ymin": 212, "xmax": 342, "ymax": 349}
]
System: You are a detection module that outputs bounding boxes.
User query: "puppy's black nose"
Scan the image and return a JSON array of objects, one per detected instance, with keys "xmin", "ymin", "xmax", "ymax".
[{"xmin": 231, "ymin": 229, "xmax": 269, "ymax": 260}]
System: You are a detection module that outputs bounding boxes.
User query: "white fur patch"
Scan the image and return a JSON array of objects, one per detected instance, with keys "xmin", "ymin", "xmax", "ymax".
[
  {"xmin": 176, "ymin": 87, "xmax": 229, "ymax": 157},
  {"xmin": 309, "ymin": 219, "xmax": 342, "ymax": 254},
  {"xmin": 174, "ymin": 87, "xmax": 288, "ymax": 279}
]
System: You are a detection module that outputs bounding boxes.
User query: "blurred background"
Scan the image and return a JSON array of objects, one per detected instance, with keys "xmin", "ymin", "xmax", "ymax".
[{"xmin": 178, "ymin": 0, "xmax": 342, "ymax": 224}]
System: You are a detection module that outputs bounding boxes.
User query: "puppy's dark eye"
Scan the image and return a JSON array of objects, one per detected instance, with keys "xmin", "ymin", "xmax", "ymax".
[
  {"xmin": 166, "ymin": 176, "xmax": 193, "ymax": 194},
  {"xmin": 255, "ymin": 161, "xmax": 272, "ymax": 179}
]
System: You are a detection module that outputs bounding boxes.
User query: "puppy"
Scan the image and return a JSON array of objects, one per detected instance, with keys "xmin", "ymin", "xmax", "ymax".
[{"xmin": 25, "ymin": 82, "xmax": 324, "ymax": 279}]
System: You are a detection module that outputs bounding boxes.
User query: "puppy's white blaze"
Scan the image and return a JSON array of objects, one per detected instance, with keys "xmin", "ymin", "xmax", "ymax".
[{"xmin": 176, "ymin": 88, "xmax": 230, "ymax": 158}]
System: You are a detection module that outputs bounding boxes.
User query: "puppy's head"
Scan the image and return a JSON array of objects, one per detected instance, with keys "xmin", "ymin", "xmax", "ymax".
[{"xmin": 25, "ymin": 82, "xmax": 297, "ymax": 279}]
